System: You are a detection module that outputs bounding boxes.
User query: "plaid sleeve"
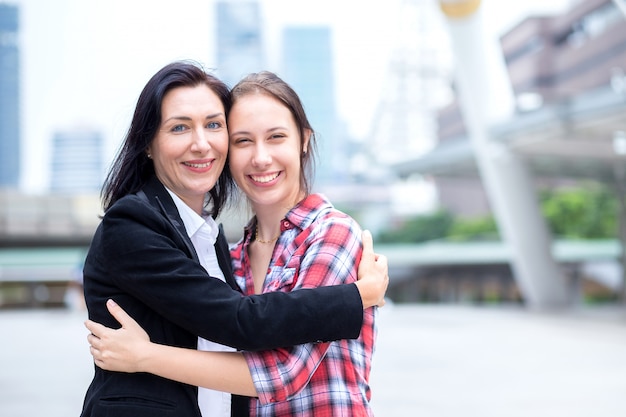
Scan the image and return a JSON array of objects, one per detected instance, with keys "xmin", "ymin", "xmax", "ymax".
[{"xmin": 243, "ymin": 216, "xmax": 363, "ymax": 404}]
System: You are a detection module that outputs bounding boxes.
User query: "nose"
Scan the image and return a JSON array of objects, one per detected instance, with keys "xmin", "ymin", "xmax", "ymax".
[
  {"xmin": 252, "ymin": 142, "xmax": 271, "ymax": 167},
  {"xmin": 190, "ymin": 126, "xmax": 211, "ymax": 153}
]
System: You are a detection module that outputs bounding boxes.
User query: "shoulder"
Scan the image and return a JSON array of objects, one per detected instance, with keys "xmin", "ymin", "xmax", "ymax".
[
  {"xmin": 89, "ymin": 194, "xmax": 186, "ymax": 266},
  {"xmin": 297, "ymin": 193, "xmax": 356, "ymax": 226},
  {"xmin": 302, "ymin": 195, "xmax": 362, "ymax": 248},
  {"xmin": 311, "ymin": 194, "xmax": 360, "ymax": 232},
  {"xmin": 108, "ymin": 193, "xmax": 149, "ymax": 212},
  {"xmin": 100, "ymin": 193, "xmax": 173, "ymax": 242},
  {"xmin": 104, "ymin": 193, "xmax": 159, "ymax": 224}
]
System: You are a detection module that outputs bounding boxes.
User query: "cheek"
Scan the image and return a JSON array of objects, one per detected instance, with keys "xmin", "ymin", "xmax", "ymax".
[
  {"xmin": 214, "ymin": 135, "xmax": 229, "ymax": 156},
  {"xmin": 227, "ymin": 150, "xmax": 247, "ymax": 177},
  {"xmin": 154, "ymin": 154, "xmax": 174, "ymax": 171}
]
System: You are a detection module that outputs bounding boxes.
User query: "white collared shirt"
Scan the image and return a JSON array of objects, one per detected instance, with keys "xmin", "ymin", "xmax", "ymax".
[{"xmin": 166, "ymin": 189, "xmax": 234, "ymax": 417}]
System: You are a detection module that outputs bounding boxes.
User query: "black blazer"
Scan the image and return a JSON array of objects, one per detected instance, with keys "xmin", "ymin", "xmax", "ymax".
[{"xmin": 80, "ymin": 176, "xmax": 364, "ymax": 417}]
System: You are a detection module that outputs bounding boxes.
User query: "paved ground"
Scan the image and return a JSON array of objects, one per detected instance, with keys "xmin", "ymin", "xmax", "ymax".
[{"xmin": 2, "ymin": 302, "xmax": 626, "ymax": 417}]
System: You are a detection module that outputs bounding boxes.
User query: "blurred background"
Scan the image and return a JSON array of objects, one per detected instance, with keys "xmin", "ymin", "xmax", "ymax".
[
  {"xmin": 1, "ymin": 0, "xmax": 626, "ymax": 415},
  {"xmin": 2, "ymin": 0, "xmax": 626, "ymax": 310}
]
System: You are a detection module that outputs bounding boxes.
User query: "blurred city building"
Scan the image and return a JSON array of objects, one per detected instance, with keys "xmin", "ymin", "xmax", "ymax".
[
  {"xmin": 397, "ymin": 0, "xmax": 626, "ymax": 216},
  {"xmin": 50, "ymin": 128, "xmax": 105, "ymax": 194},
  {"xmin": 361, "ymin": 0, "xmax": 453, "ymax": 218},
  {"xmin": 3, "ymin": 0, "xmax": 626, "ymax": 309},
  {"xmin": 279, "ymin": 24, "xmax": 397, "ymax": 232},
  {"xmin": 0, "ymin": 4, "xmax": 20, "ymax": 188},
  {"xmin": 0, "ymin": 190, "xmax": 99, "ymax": 248},
  {"xmin": 391, "ymin": 0, "xmax": 626, "ymax": 304},
  {"xmin": 215, "ymin": 0, "xmax": 265, "ymax": 88},
  {"xmin": 367, "ymin": 0, "xmax": 451, "ymax": 165},
  {"xmin": 281, "ymin": 25, "xmax": 346, "ymax": 185},
  {"xmin": 0, "ymin": 189, "xmax": 99, "ymax": 308}
]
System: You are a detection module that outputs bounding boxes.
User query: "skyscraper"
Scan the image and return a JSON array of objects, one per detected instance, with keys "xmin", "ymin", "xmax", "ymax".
[
  {"xmin": 215, "ymin": 0, "xmax": 265, "ymax": 88},
  {"xmin": 50, "ymin": 128, "xmax": 104, "ymax": 194},
  {"xmin": 368, "ymin": 0, "xmax": 451, "ymax": 164},
  {"xmin": 0, "ymin": 4, "xmax": 20, "ymax": 188},
  {"xmin": 282, "ymin": 26, "xmax": 342, "ymax": 185}
]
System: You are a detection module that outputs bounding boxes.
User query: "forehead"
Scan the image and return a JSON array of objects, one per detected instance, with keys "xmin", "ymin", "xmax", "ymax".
[
  {"xmin": 161, "ymin": 84, "xmax": 224, "ymax": 115},
  {"xmin": 230, "ymin": 93, "xmax": 293, "ymax": 122}
]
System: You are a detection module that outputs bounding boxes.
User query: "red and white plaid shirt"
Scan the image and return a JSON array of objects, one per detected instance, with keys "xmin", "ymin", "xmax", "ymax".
[{"xmin": 231, "ymin": 193, "xmax": 377, "ymax": 417}]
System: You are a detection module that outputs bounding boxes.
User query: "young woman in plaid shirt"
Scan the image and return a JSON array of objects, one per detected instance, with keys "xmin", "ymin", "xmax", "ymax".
[{"xmin": 87, "ymin": 71, "xmax": 381, "ymax": 416}]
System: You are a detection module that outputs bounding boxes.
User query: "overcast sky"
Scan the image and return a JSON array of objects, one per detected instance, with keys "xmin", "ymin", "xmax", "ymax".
[{"xmin": 11, "ymin": 0, "xmax": 572, "ymax": 192}]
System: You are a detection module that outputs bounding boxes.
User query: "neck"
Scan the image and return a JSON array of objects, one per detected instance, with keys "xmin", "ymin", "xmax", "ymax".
[
  {"xmin": 253, "ymin": 194, "xmax": 305, "ymax": 243},
  {"xmin": 254, "ymin": 209, "xmax": 285, "ymax": 244}
]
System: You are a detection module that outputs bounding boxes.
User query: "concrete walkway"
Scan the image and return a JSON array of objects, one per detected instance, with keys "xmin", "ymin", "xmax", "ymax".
[{"xmin": 1, "ymin": 303, "xmax": 626, "ymax": 417}]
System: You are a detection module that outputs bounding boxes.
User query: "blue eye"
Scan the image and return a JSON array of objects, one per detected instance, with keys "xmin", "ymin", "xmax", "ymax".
[
  {"xmin": 171, "ymin": 125, "xmax": 186, "ymax": 133},
  {"xmin": 207, "ymin": 121, "xmax": 221, "ymax": 129}
]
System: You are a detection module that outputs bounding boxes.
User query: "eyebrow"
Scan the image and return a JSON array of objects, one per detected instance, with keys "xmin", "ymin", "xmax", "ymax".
[
  {"xmin": 163, "ymin": 113, "xmax": 224, "ymax": 124},
  {"xmin": 230, "ymin": 126, "xmax": 288, "ymax": 136}
]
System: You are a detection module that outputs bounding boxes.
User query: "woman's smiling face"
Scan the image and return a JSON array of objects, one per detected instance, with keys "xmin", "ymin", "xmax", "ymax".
[
  {"xmin": 148, "ymin": 84, "xmax": 228, "ymax": 214},
  {"xmin": 228, "ymin": 93, "xmax": 309, "ymax": 210}
]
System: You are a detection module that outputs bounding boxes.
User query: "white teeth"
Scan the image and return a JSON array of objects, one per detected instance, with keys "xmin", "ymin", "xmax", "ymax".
[
  {"xmin": 251, "ymin": 172, "xmax": 279, "ymax": 183},
  {"xmin": 185, "ymin": 162, "xmax": 211, "ymax": 168}
]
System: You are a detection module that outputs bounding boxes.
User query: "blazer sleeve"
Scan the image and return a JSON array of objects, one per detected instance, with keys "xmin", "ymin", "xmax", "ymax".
[{"xmin": 87, "ymin": 196, "xmax": 364, "ymax": 351}]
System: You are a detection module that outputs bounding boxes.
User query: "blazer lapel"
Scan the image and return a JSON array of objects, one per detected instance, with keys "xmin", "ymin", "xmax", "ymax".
[
  {"xmin": 140, "ymin": 176, "xmax": 238, "ymax": 291},
  {"xmin": 215, "ymin": 224, "xmax": 240, "ymax": 292},
  {"xmin": 140, "ymin": 176, "xmax": 199, "ymax": 262}
]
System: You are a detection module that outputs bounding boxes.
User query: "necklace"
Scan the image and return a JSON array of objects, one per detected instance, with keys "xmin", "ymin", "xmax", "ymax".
[{"xmin": 255, "ymin": 225, "xmax": 280, "ymax": 244}]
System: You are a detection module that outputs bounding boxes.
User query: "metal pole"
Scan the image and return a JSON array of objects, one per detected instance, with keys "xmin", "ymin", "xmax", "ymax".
[
  {"xmin": 613, "ymin": 0, "xmax": 626, "ymax": 17},
  {"xmin": 437, "ymin": 0, "xmax": 570, "ymax": 309}
]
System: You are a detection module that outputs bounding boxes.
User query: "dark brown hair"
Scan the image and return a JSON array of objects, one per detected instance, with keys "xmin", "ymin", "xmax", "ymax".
[
  {"xmin": 230, "ymin": 71, "xmax": 317, "ymax": 195},
  {"xmin": 101, "ymin": 60, "xmax": 233, "ymax": 217}
]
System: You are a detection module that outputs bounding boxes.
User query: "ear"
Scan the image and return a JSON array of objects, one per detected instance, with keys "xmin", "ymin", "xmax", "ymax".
[
  {"xmin": 145, "ymin": 147, "xmax": 152, "ymax": 159},
  {"xmin": 302, "ymin": 129, "xmax": 312, "ymax": 154}
]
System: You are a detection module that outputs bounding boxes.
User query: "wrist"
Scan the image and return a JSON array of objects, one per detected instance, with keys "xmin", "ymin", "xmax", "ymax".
[
  {"xmin": 354, "ymin": 281, "xmax": 373, "ymax": 309},
  {"xmin": 136, "ymin": 341, "xmax": 159, "ymax": 373}
]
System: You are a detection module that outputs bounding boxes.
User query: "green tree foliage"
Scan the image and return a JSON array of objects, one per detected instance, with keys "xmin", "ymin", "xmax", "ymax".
[
  {"xmin": 376, "ymin": 182, "xmax": 618, "ymax": 243},
  {"xmin": 448, "ymin": 216, "xmax": 499, "ymax": 241},
  {"xmin": 377, "ymin": 210, "xmax": 498, "ymax": 243},
  {"xmin": 540, "ymin": 183, "xmax": 618, "ymax": 239},
  {"xmin": 377, "ymin": 210, "xmax": 454, "ymax": 243}
]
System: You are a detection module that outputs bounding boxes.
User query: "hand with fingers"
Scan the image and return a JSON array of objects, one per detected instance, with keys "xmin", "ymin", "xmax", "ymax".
[
  {"xmin": 85, "ymin": 299, "xmax": 151, "ymax": 373},
  {"xmin": 355, "ymin": 229, "xmax": 389, "ymax": 309}
]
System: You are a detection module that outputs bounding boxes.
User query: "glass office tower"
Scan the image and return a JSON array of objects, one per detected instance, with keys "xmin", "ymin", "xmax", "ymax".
[
  {"xmin": 282, "ymin": 26, "xmax": 342, "ymax": 185},
  {"xmin": 50, "ymin": 128, "xmax": 104, "ymax": 194},
  {"xmin": 0, "ymin": 4, "xmax": 20, "ymax": 188},
  {"xmin": 215, "ymin": 1, "xmax": 265, "ymax": 88}
]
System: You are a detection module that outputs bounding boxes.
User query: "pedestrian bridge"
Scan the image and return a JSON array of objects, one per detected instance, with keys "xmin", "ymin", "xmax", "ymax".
[{"xmin": 0, "ymin": 239, "xmax": 621, "ymax": 308}]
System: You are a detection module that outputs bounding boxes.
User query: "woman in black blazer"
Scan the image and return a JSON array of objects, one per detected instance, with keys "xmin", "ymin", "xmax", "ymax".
[{"xmin": 79, "ymin": 61, "xmax": 388, "ymax": 417}]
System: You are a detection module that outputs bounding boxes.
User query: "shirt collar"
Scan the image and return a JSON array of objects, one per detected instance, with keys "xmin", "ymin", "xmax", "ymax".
[
  {"xmin": 243, "ymin": 193, "xmax": 331, "ymax": 239},
  {"xmin": 285, "ymin": 193, "xmax": 329, "ymax": 229},
  {"xmin": 165, "ymin": 188, "xmax": 219, "ymax": 244}
]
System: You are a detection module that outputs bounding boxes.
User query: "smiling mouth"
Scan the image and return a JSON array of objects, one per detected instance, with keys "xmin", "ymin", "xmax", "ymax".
[
  {"xmin": 184, "ymin": 161, "xmax": 212, "ymax": 168},
  {"xmin": 250, "ymin": 172, "xmax": 280, "ymax": 183}
]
